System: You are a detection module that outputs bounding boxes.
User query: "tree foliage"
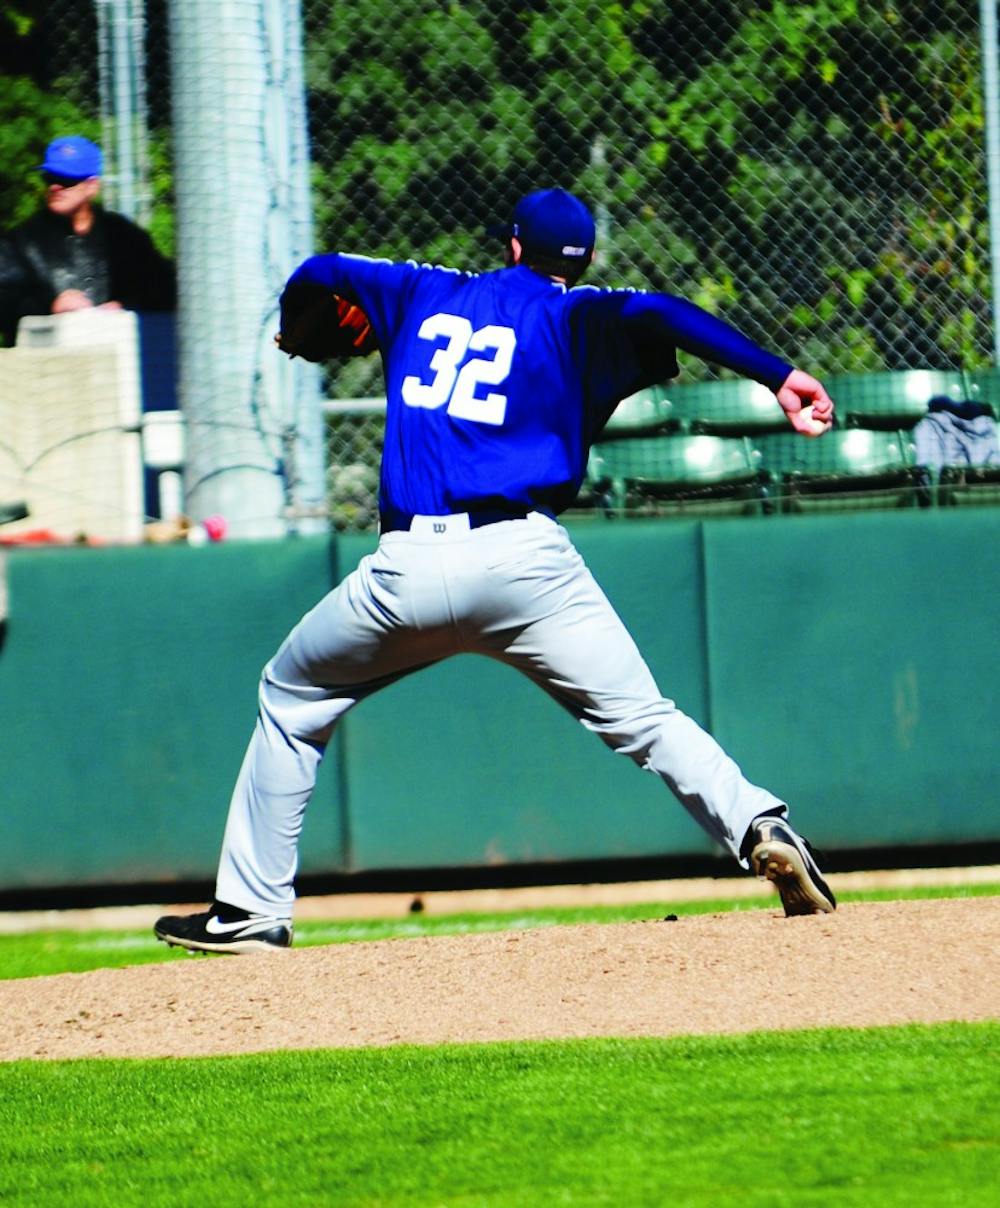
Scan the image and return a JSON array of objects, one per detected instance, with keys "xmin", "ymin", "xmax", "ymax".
[
  {"xmin": 0, "ymin": 3, "xmax": 96, "ymax": 226},
  {"xmin": 305, "ymin": 0, "xmax": 992, "ymax": 379},
  {"xmin": 1, "ymin": 1, "xmax": 991, "ymax": 380}
]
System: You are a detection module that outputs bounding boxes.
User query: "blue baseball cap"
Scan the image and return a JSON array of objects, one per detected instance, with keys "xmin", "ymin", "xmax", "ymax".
[
  {"xmin": 39, "ymin": 136, "xmax": 103, "ymax": 180},
  {"xmin": 487, "ymin": 188, "xmax": 596, "ymax": 260}
]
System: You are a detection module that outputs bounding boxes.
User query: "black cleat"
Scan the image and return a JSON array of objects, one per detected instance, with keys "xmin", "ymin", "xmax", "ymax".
[
  {"xmin": 154, "ymin": 900, "xmax": 293, "ymax": 954},
  {"xmin": 750, "ymin": 817, "xmax": 837, "ymax": 916}
]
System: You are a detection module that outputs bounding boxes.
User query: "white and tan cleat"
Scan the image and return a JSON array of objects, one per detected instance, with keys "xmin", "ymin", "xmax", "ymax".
[{"xmin": 750, "ymin": 818, "xmax": 837, "ymax": 916}]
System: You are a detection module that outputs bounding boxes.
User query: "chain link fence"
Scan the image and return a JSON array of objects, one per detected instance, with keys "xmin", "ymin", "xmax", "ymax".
[
  {"xmin": 304, "ymin": 0, "xmax": 992, "ymax": 378},
  {"xmin": 2, "ymin": 1, "xmax": 995, "ymax": 531},
  {"xmin": 302, "ymin": 0, "xmax": 995, "ymax": 526}
]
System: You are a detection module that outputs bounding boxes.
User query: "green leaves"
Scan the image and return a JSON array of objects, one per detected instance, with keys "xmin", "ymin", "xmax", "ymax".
[
  {"xmin": 305, "ymin": 0, "xmax": 992, "ymax": 382},
  {"xmin": 2, "ymin": 0, "xmax": 989, "ymax": 379},
  {"xmin": 0, "ymin": 76, "xmax": 94, "ymax": 226}
]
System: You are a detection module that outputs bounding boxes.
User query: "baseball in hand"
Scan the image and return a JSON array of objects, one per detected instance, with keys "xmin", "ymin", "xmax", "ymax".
[{"xmin": 793, "ymin": 405, "xmax": 830, "ymax": 437}]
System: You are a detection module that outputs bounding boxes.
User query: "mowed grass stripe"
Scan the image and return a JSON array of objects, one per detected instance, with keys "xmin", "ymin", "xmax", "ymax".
[
  {"xmin": 0, "ymin": 1024, "xmax": 997, "ymax": 1207},
  {"xmin": 0, "ymin": 882, "xmax": 997, "ymax": 980}
]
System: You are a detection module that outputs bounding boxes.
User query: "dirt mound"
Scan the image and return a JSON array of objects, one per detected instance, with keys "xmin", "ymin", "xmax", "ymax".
[{"xmin": 2, "ymin": 898, "xmax": 996, "ymax": 1061}]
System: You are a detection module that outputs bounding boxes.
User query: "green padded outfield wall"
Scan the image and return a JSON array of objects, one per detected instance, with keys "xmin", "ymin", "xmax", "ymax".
[
  {"xmin": 1, "ymin": 510, "xmax": 998, "ymax": 892},
  {"xmin": 0, "ymin": 538, "xmax": 344, "ymax": 890},
  {"xmin": 336, "ymin": 509, "xmax": 1000, "ymax": 870},
  {"xmin": 702, "ymin": 509, "xmax": 1000, "ymax": 851}
]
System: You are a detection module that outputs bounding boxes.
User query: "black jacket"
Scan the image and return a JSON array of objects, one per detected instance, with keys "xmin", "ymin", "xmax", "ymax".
[{"xmin": 0, "ymin": 205, "xmax": 176, "ymax": 343}]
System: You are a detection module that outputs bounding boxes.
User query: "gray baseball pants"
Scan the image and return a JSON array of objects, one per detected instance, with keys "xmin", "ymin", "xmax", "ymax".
[{"xmin": 215, "ymin": 511, "xmax": 785, "ymax": 916}]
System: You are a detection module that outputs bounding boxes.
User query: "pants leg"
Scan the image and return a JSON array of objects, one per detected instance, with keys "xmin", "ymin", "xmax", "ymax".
[
  {"xmin": 215, "ymin": 545, "xmax": 455, "ymax": 915},
  {"xmin": 475, "ymin": 526, "xmax": 784, "ymax": 862}
]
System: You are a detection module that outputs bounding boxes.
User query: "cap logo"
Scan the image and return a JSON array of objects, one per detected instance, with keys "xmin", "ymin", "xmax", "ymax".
[{"xmin": 562, "ymin": 245, "xmax": 586, "ymax": 256}]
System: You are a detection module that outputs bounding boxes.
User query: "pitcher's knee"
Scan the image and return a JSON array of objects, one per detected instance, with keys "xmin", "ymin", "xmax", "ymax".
[
  {"xmin": 257, "ymin": 666, "xmax": 343, "ymax": 746},
  {"xmin": 586, "ymin": 698, "xmax": 682, "ymax": 762}
]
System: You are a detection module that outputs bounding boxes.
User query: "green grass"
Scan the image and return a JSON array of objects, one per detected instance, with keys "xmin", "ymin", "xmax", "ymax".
[
  {"xmin": 0, "ymin": 1025, "xmax": 997, "ymax": 1207},
  {"xmin": 1, "ymin": 882, "xmax": 997, "ymax": 981}
]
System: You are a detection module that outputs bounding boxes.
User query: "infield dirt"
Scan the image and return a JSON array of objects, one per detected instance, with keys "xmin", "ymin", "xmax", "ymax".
[{"xmin": 1, "ymin": 897, "xmax": 997, "ymax": 1061}]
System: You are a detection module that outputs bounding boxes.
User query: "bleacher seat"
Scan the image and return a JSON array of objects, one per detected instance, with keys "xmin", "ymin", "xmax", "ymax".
[
  {"xmin": 755, "ymin": 428, "xmax": 920, "ymax": 512},
  {"xmin": 832, "ymin": 369, "xmax": 966, "ymax": 431},
  {"xmin": 666, "ymin": 379, "xmax": 788, "ymax": 436},
  {"xmin": 936, "ymin": 465, "xmax": 1000, "ymax": 507},
  {"xmin": 965, "ymin": 368, "xmax": 1000, "ymax": 419},
  {"xmin": 601, "ymin": 386, "xmax": 678, "ymax": 437},
  {"xmin": 574, "ymin": 372, "xmax": 1000, "ymax": 519},
  {"xmin": 587, "ymin": 434, "xmax": 771, "ymax": 516}
]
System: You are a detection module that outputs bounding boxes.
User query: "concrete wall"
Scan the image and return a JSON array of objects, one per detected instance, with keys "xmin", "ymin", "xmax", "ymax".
[{"xmin": 1, "ymin": 311, "xmax": 145, "ymax": 542}]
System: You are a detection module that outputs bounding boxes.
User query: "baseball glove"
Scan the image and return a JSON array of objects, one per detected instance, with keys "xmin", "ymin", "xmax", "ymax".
[{"xmin": 275, "ymin": 280, "xmax": 378, "ymax": 362}]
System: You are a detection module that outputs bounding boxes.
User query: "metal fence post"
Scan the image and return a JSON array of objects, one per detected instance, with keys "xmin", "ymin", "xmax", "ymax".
[
  {"xmin": 981, "ymin": 0, "xmax": 1000, "ymax": 365},
  {"xmin": 168, "ymin": 0, "xmax": 321, "ymax": 538}
]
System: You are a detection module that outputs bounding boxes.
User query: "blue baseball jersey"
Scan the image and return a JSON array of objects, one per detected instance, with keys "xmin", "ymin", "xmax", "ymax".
[{"xmin": 288, "ymin": 254, "xmax": 792, "ymax": 520}]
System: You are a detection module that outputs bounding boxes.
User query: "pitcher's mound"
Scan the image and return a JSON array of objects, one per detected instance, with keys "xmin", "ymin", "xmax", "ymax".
[{"xmin": 3, "ymin": 898, "xmax": 997, "ymax": 1061}]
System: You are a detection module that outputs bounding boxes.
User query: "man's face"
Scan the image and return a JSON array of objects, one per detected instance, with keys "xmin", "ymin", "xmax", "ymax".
[{"xmin": 43, "ymin": 173, "xmax": 100, "ymax": 216}]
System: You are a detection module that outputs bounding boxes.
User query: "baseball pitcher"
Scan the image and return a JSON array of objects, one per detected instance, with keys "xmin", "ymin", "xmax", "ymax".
[{"xmin": 156, "ymin": 188, "xmax": 836, "ymax": 953}]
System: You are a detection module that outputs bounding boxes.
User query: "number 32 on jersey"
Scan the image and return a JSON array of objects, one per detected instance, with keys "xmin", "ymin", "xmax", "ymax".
[{"xmin": 401, "ymin": 313, "xmax": 516, "ymax": 426}]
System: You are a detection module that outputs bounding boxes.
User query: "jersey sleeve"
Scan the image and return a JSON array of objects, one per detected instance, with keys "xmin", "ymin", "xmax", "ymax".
[
  {"xmin": 567, "ymin": 289, "xmax": 680, "ymax": 441},
  {"xmin": 619, "ymin": 292, "xmax": 792, "ymax": 390},
  {"xmin": 284, "ymin": 253, "xmax": 420, "ymax": 348}
]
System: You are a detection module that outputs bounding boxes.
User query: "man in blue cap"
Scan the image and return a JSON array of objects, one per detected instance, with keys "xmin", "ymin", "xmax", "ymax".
[
  {"xmin": 155, "ymin": 185, "xmax": 837, "ymax": 955},
  {"xmin": 0, "ymin": 135, "xmax": 175, "ymax": 344}
]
